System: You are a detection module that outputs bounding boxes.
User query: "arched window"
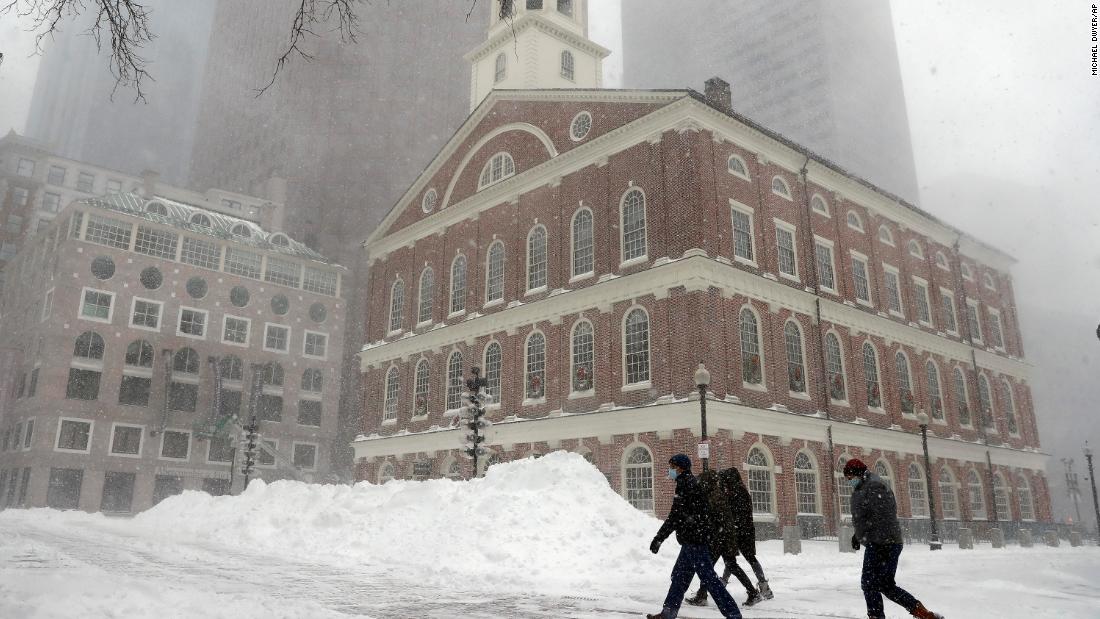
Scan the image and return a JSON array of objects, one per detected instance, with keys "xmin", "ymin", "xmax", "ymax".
[
  {"xmin": 145, "ymin": 201, "xmax": 168, "ymax": 216},
  {"xmin": 190, "ymin": 213, "xmax": 212, "ymax": 227},
  {"xmin": 450, "ymin": 255, "xmax": 467, "ymax": 314},
  {"xmin": 728, "ymin": 155, "xmax": 749, "ymax": 179},
  {"xmin": 483, "ymin": 343, "xmax": 502, "ymax": 405},
  {"xmin": 301, "ymin": 368, "xmax": 323, "ymax": 393},
  {"xmin": 926, "ymin": 361, "xmax": 944, "ymax": 420},
  {"xmin": 446, "ymin": 460, "xmax": 462, "ymax": 479},
  {"xmin": 825, "ymin": 332, "xmax": 846, "ymax": 401},
  {"xmin": 771, "ymin": 176, "xmax": 791, "ymax": 199},
  {"xmin": 486, "ymin": 241, "xmax": 505, "ymax": 303},
  {"xmin": 993, "ymin": 473, "xmax": 1010, "ymax": 521},
  {"xmin": 494, "ymin": 53, "xmax": 507, "ymax": 83},
  {"xmin": 745, "ymin": 447, "xmax": 774, "ymax": 515},
  {"xmin": 810, "ymin": 195, "xmax": 829, "ymax": 216},
  {"xmin": 379, "ymin": 462, "xmax": 395, "ymax": 484},
  {"xmin": 623, "ymin": 446, "xmax": 654, "ymax": 512},
  {"xmin": 571, "ymin": 208, "xmax": 594, "ymax": 277},
  {"xmin": 935, "ymin": 251, "xmax": 949, "ymax": 270},
  {"xmin": 525, "ymin": 331, "xmax": 546, "ymax": 400},
  {"xmin": 388, "ymin": 279, "xmax": 405, "ymax": 332},
  {"xmin": 794, "ymin": 452, "xmax": 820, "ymax": 515},
  {"xmin": 878, "ymin": 225, "xmax": 894, "ymax": 246},
  {"xmin": 446, "ymin": 351, "xmax": 464, "ymax": 411},
  {"xmin": 978, "ymin": 374, "xmax": 994, "ymax": 429},
  {"xmin": 219, "ymin": 356, "xmax": 244, "ymax": 381},
  {"xmin": 1001, "ymin": 379, "xmax": 1018, "ymax": 434},
  {"xmin": 478, "ymin": 152, "xmax": 515, "ymax": 189},
  {"xmin": 907, "ymin": 240, "xmax": 924, "ymax": 259},
  {"xmin": 621, "ymin": 188, "xmax": 647, "ymax": 262},
  {"xmin": 953, "ymin": 367, "xmax": 972, "ymax": 425},
  {"xmin": 1017, "ymin": 476, "xmax": 1035, "ymax": 521},
  {"xmin": 417, "ymin": 267, "xmax": 434, "ymax": 324},
  {"xmin": 874, "ymin": 460, "xmax": 893, "ymax": 492},
  {"xmin": 173, "ymin": 348, "xmax": 199, "ymax": 374},
  {"xmin": 269, "ymin": 233, "xmax": 290, "ymax": 247},
  {"xmin": 560, "ymin": 50, "xmax": 574, "ymax": 80},
  {"xmin": 837, "ymin": 455, "xmax": 854, "ymax": 516},
  {"xmin": 230, "ymin": 223, "xmax": 251, "ymax": 237},
  {"xmin": 571, "ymin": 320, "xmax": 594, "ymax": 392},
  {"xmin": 623, "ymin": 308, "xmax": 650, "ymax": 385},
  {"xmin": 967, "ymin": 470, "xmax": 987, "ymax": 519},
  {"xmin": 895, "ymin": 351, "xmax": 914, "ymax": 415},
  {"xmin": 846, "ymin": 211, "xmax": 864, "ymax": 232},
  {"xmin": 983, "ymin": 273, "xmax": 996, "ymax": 290},
  {"xmin": 740, "ymin": 308, "xmax": 763, "ymax": 385},
  {"xmin": 413, "ymin": 359, "xmax": 430, "ymax": 416},
  {"xmin": 124, "ymin": 340, "xmax": 154, "ymax": 368},
  {"xmin": 261, "ymin": 362, "xmax": 284, "ymax": 387},
  {"xmin": 784, "ymin": 320, "xmax": 806, "ymax": 393},
  {"xmin": 908, "ymin": 462, "xmax": 929, "ymax": 518},
  {"xmin": 74, "ymin": 331, "xmax": 105, "ymax": 360},
  {"xmin": 383, "ymin": 367, "xmax": 400, "ymax": 421},
  {"xmin": 526, "ymin": 225, "xmax": 547, "ymax": 291},
  {"xmin": 939, "ymin": 468, "xmax": 959, "ymax": 519},
  {"xmin": 863, "ymin": 342, "xmax": 882, "ymax": 408},
  {"xmin": 961, "ymin": 263, "xmax": 973, "ymax": 280}
]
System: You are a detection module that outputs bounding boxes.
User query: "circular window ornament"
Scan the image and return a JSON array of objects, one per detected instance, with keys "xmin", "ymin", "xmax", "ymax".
[
  {"xmin": 271, "ymin": 294, "xmax": 290, "ymax": 316},
  {"xmin": 186, "ymin": 276, "xmax": 208, "ymax": 299},
  {"xmin": 140, "ymin": 267, "xmax": 163, "ymax": 289},
  {"xmin": 421, "ymin": 189, "xmax": 438, "ymax": 214},
  {"xmin": 90, "ymin": 256, "xmax": 115, "ymax": 280},
  {"xmin": 230, "ymin": 286, "xmax": 250, "ymax": 308},
  {"xmin": 570, "ymin": 111, "xmax": 593, "ymax": 141},
  {"xmin": 309, "ymin": 302, "xmax": 327, "ymax": 323}
]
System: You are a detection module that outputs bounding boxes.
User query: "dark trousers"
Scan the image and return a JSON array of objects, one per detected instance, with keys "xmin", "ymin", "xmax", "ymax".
[
  {"xmin": 662, "ymin": 543, "xmax": 742, "ymax": 618},
  {"xmin": 722, "ymin": 551, "xmax": 767, "ymax": 592},
  {"xmin": 861, "ymin": 543, "xmax": 921, "ymax": 618}
]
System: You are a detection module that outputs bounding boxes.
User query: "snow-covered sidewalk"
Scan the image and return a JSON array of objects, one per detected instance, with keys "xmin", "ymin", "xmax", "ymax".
[{"xmin": 1, "ymin": 453, "xmax": 1097, "ymax": 618}]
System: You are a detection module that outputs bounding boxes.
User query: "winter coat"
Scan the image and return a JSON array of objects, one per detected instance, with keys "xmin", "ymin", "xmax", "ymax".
[
  {"xmin": 719, "ymin": 468, "xmax": 757, "ymax": 557},
  {"xmin": 699, "ymin": 470, "xmax": 739, "ymax": 558},
  {"xmin": 654, "ymin": 470, "xmax": 711, "ymax": 547},
  {"xmin": 850, "ymin": 472, "xmax": 904, "ymax": 546}
]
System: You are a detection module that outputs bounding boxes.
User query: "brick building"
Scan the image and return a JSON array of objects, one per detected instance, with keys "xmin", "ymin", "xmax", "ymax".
[
  {"xmin": 352, "ymin": 1, "xmax": 1051, "ymax": 536},
  {"xmin": 0, "ymin": 190, "xmax": 345, "ymax": 513}
]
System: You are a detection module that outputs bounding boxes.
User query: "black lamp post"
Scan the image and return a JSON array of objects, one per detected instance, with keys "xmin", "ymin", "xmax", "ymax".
[
  {"xmin": 695, "ymin": 363, "xmax": 711, "ymax": 471},
  {"xmin": 917, "ymin": 411, "xmax": 942, "ymax": 550},
  {"xmin": 1085, "ymin": 443, "xmax": 1100, "ymax": 541},
  {"xmin": 462, "ymin": 366, "xmax": 490, "ymax": 478}
]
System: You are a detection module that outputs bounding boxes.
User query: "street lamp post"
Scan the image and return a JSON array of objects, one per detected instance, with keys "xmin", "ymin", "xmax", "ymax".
[
  {"xmin": 695, "ymin": 363, "xmax": 711, "ymax": 471},
  {"xmin": 1062, "ymin": 457, "xmax": 1083, "ymax": 528},
  {"xmin": 917, "ymin": 411, "xmax": 942, "ymax": 550},
  {"xmin": 1084, "ymin": 443, "xmax": 1100, "ymax": 541}
]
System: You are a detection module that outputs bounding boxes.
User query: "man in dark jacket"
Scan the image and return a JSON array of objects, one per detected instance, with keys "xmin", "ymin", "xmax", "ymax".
[
  {"xmin": 647, "ymin": 454, "xmax": 742, "ymax": 619},
  {"xmin": 845, "ymin": 458, "xmax": 944, "ymax": 619}
]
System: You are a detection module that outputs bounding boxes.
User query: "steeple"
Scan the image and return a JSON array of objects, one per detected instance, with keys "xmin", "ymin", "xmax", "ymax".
[{"xmin": 464, "ymin": 0, "xmax": 610, "ymax": 110}]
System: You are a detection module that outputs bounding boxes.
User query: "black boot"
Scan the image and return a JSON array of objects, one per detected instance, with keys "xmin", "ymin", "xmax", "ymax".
[
  {"xmin": 758, "ymin": 580, "xmax": 774, "ymax": 600},
  {"xmin": 743, "ymin": 589, "xmax": 762, "ymax": 607},
  {"xmin": 685, "ymin": 589, "xmax": 708, "ymax": 607}
]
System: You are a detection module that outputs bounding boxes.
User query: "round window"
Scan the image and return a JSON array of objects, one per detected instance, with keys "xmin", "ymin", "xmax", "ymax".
[
  {"xmin": 140, "ymin": 266, "xmax": 163, "ymax": 290},
  {"xmin": 570, "ymin": 111, "xmax": 592, "ymax": 140},
  {"xmin": 271, "ymin": 294, "xmax": 290, "ymax": 315},
  {"xmin": 186, "ymin": 277, "xmax": 208, "ymax": 299},
  {"xmin": 309, "ymin": 302, "xmax": 327, "ymax": 323},
  {"xmin": 421, "ymin": 189, "xmax": 438, "ymax": 213},
  {"xmin": 230, "ymin": 286, "xmax": 250, "ymax": 308},
  {"xmin": 90, "ymin": 256, "xmax": 115, "ymax": 280}
]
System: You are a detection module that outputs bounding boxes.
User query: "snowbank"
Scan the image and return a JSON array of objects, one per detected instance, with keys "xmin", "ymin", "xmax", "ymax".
[{"xmin": 133, "ymin": 451, "xmax": 666, "ymax": 592}]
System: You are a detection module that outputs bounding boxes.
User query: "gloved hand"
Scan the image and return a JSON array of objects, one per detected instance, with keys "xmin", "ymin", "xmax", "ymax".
[
  {"xmin": 650, "ymin": 538, "xmax": 662, "ymax": 554},
  {"xmin": 851, "ymin": 535, "xmax": 860, "ymax": 551}
]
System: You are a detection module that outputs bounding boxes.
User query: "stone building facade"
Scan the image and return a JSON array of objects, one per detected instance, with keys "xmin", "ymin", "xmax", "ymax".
[{"xmin": 0, "ymin": 192, "xmax": 345, "ymax": 513}]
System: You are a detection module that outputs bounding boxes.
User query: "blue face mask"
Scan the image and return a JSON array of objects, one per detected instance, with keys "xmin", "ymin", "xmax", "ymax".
[
  {"xmin": 848, "ymin": 477, "xmax": 861, "ymax": 488},
  {"xmin": 668, "ymin": 468, "xmax": 679, "ymax": 480}
]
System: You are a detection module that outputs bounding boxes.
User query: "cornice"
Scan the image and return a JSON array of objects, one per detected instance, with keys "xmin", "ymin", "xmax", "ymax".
[{"xmin": 465, "ymin": 15, "xmax": 611, "ymax": 63}]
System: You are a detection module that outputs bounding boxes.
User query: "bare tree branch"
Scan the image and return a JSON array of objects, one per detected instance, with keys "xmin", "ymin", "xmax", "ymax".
[{"xmin": 255, "ymin": 0, "xmax": 363, "ymax": 97}]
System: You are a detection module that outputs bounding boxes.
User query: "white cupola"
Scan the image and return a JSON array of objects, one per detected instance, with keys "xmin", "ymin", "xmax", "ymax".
[{"xmin": 465, "ymin": 0, "xmax": 610, "ymax": 110}]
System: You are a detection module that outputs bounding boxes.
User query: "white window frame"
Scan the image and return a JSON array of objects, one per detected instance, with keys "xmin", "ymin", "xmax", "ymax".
[
  {"xmin": 569, "ymin": 319, "xmax": 595, "ymax": 398},
  {"xmin": 263, "ymin": 322, "xmax": 292, "ymax": 354},
  {"xmin": 221, "ymin": 314, "xmax": 252, "ymax": 347},
  {"xmin": 417, "ymin": 266, "xmax": 435, "ymax": 326},
  {"xmin": 739, "ymin": 305, "xmax": 767, "ymax": 391},
  {"xmin": 54, "ymin": 417, "xmax": 94, "ymax": 454},
  {"xmin": 908, "ymin": 462, "xmax": 929, "ymax": 518},
  {"xmin": 22, "ymin": 417, "xmax": 36, "ymax": 451},
  {"xmin": 421, "ymin": 188, "xmax": 438, "ymax": 213},
  {"xmin": 176, "ymin": 306, "xmax": 209, "ymax": 340},
  {"xmin": 42, "ymin": 288, "xmax": 54, "ymax": 321},
  {"xmin": 846, "ymin": 210, "xmax": 864, "ymax": 232},
  {"xmin": 745, "ymin": 444, "xmax": 778, "ymax": 519},
  {"xmin": 814, "ymin": 236, "xmax": 837, "ymax": 294},
  {"xmin": 940, "ymin": 288, "xmax": 959, "ymax": 335},
  {"xmin": 966, "ymin": 299, "xmax": 983, "ymax": 343},
  {"xmin": 912, "ymin": 276, "xmax": 933, "ymax": 327},
  {"xmin": 770, "ymin": 176, "xmax": 792, "ymax": 200},
  {"xmin": 809, "ymin": 194, "xmax": 830, "ymax": 217},
  {"xmin": 485, "ymin": 241, "xmax": 505, "ymax": 307},
  {"xmin": 78, "ymin": 286, "xmax": 115, "ymax": 324},
  {"xmin": 570, "ymin": 206, "xmax": 595, "ymax": 282},
  {"xmin": 619, "ymin": 187, "xmax": 648, "ymax": 267},
  {"xmin": 449, "ymin": 254, "xmax": 467, "ymax": 317},
  {"xmin": 730, "ymin": 200, "xmax": 757, "ymax": 267},
  {"xmin": 727, "ymin": 154, "xmax": 750, "ymax": 181},
  {"xmin": 882, "ymin": 264, "xmax": 903, "ymax": 317},
  {"xmin": 477, "ymin": 152, "xmax": 516, "ymax": 190},
  {"xmin": 383, "ymin": 365, "xmax": 400, "ymax": 422},
  {"xmin": 850, "ymin": 251, "xmax": 873, "ymax": 307},
  {"xmin": 525, "ymin": 224, "xmax": 548, "ymax": 295},
  {"xmin": 108, "ymin": 422, "xmax": 145, "ymax": 459},
  {"xmin": 961, "ymin": 263, "xmax": 974, "ymax": 281},
  {"xmin": 129, "ymin": 296, "xmax": 163, "ymax": 332},
  {"xmin": 878, "ymin": 225, "xmax": 895, "ymax": 246},
  {"xmin": 907, "ymin": 239, "xmax": 924, "ymax": 259},
  {"xmin": 988, "ymin": 308, "xmax": 1006, "ymax": 351},
  {"xmin": 158, "ymin": 428, "xmax": 192, "ymax": 461},
  {"xmin": 388, "ymin": 278, "xmax": 405, "ymax": 335},
  {"xmin": 523, "ymin": 330, "xmax": 548, "ymax": 405},
  {"xmin": 934, "ymin": 251, "xmax": 950, "ymax": 271},
  {"xmin": 621, "ymin": 306, "xmax": 651, "ymax": 390},
  {"xmin": 303, "ymin": 330, "xmax": 329, "ymax": 360},
  {"xmin": 823, "ymin": 330, "xmax": 848, "ymax": 405},
  {"xmin": 622, "ymin": 444, "xmax": 655, "ymax": 513},
  {"xmin": 292, "ymin": 441, "xmax": 319, "ymax": 471},
  {"xmin": 773, "ymin": 218, "xmax": 799, "ymax": 282},
  {"xmin": 258, "ymin": 439, "xmax": 279, "ymax": 469},
  {"xmin": 569, "ymin": 111, "xmax": 593, "ymax": 141},
  {"xmin": 983, "ymin": 272, "xmax": 997, "ymax": 291},
  {"xmin": 784, "ymin": 319, "xmax": 809, "ymax": 398},
  {"xmin": 794, "ymin": 451, "xmax": 821, "ymax": 515}
]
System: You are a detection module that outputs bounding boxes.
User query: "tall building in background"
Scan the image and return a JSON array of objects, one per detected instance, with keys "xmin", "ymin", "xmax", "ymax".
[
  {"xmin": 620, "ymin": 0, "xmax": 920, "ymax": 204},
  {"xmin": 23, "ymin": 1, "xmax": 217, "ymax": 186}
]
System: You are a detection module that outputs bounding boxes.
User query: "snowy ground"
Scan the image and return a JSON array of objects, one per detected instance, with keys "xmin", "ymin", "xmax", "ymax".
[{"xmin": 1, "ymin": 453, "xmax": 1097, "ymax": 619}]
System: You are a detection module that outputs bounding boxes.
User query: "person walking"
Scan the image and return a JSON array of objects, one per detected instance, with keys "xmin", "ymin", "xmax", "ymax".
[
  {"xmin": 685, "ymin": 467, "xmax": 772, "ymax": 608},
  {"xmin": 647, "ymin": 454, "xmax": 742, "ymax": 619},
  {"xmin": 844, "ymin": 458, "xmax": 944, "ymax": 619}
]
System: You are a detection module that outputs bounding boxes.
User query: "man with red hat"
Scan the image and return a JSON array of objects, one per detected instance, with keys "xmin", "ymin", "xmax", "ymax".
[{"xmin": 843, "ymin": 458, "xmax": 944, "ymax": 619}]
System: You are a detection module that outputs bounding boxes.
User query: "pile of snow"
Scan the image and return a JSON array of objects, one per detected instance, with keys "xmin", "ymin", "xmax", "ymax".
[{"xmin": 136, "ymin": 451, "xmax": 666, "ymax": 592}]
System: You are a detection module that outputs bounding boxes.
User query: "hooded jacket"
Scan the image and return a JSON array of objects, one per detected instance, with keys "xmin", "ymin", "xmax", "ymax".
[
  {"xmin": 719, "ymin": 467, "xmax": 757, "ymax": 554},
  {"xmin": 850, "ymin": 471, "xmax": 904, "ymax": 545},
  {"xmin": 654, "ymin": 470, "xmax": 710, "ymax": 546}
]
